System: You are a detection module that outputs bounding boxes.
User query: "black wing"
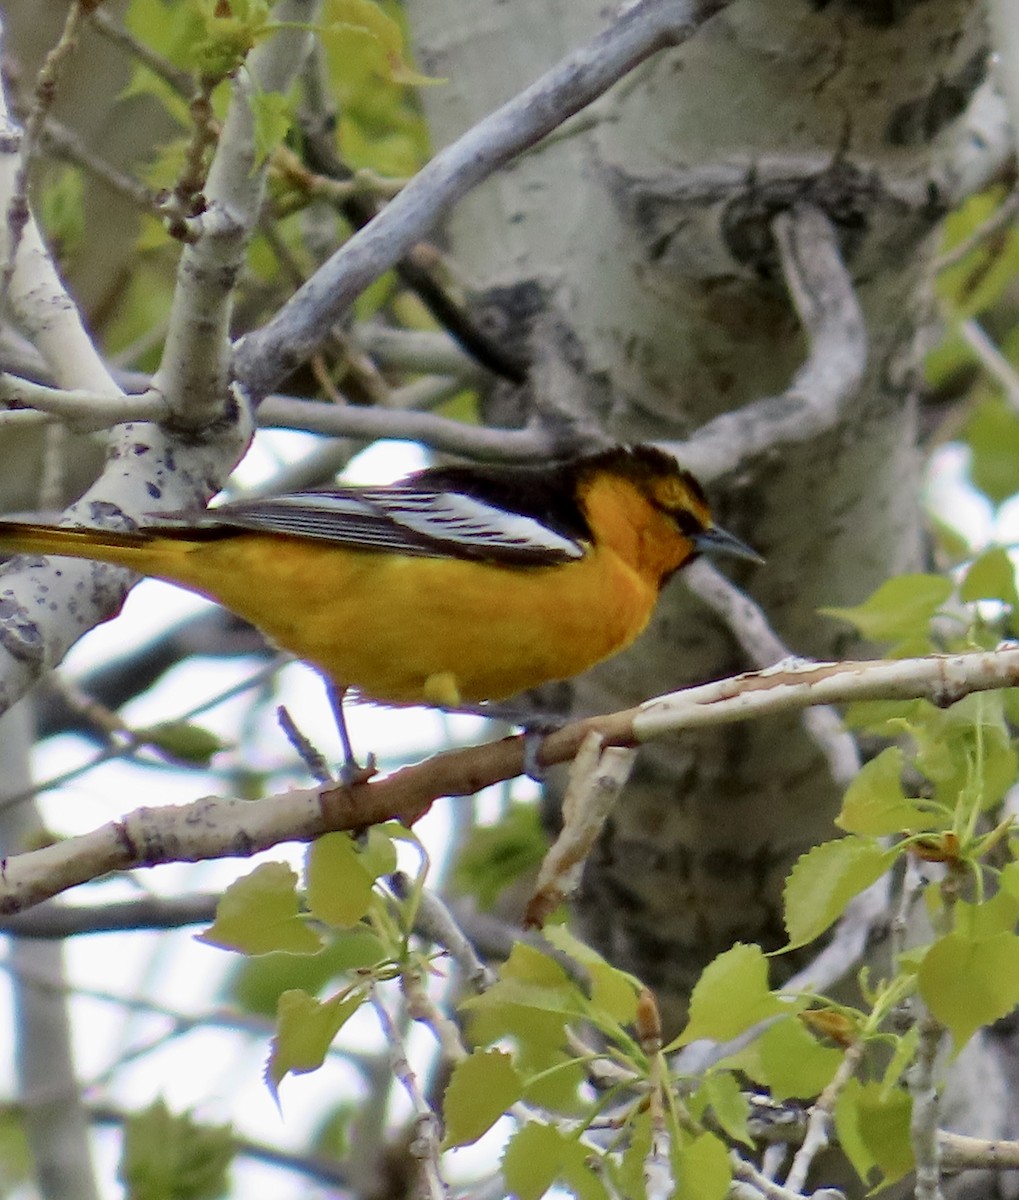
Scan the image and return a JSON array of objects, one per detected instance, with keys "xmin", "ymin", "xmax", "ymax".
[{"xmin": 189, "ymin": 485, "xmax": 586, "ymax": 566}]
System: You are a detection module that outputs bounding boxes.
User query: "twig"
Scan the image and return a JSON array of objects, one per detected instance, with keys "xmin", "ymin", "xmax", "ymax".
[
  {"xmin": 910, "ymin": 1014, "xmax": 947, "ymax": 1200},
  {"xmin": 0, "ymin": 375, "xmax": 165, "ymax": 430},
  {"xmin": 939, "ymin": 1131, "xmax": 1019, "ymax": 1172},
  {"xmin": 88, "ymin": 6, "xmax": 194, "ymax": 97},
  {"xmin": 234, "ymin": 0, "xmax": 733, "ymax": 397},
  {"xmin": 402, "ymin": 881, "xmax": 495, "ymax": 993},
  {"xmin": 934, "ymin": 188, "xmax": 1019, "ymax": 273},
  {"xmin": 258, "ymin": 395, "xmax": 566, "ymax": 461},
  {"xmin": 0, "ymin": 656, "xmax": 289, "ymax": 814},
  {"xmin": 152, "ymin": 2, "xmax": 316, "ymax": 431},
  {"xmin": 370, "ymin": 988, "xmax": 449, "ymax": 1200},
  {"xmin": 2, "ymin": 0, "xmax": 88, "ymax": 304},
  {"xmin": 352, "ymin": 326, "xmax": 486, "ymax": 380},
  {"xmin": 669, "ymin": 203, "xmax": 867, "ymax": 482},
  {"xmin": 37, "ymin": 114, "xmax": 160, "ymax": 212},
  {"xmin": 784, "ymin": 1040, "xmax": 865, "ymax": 1192},
  {"xmin": 0, "ymin": 893, "xmax": 220, "ymax": 937},
  {"xmin": 959, "ymin": 318, "xmax": 1019, "ymax": 412}
]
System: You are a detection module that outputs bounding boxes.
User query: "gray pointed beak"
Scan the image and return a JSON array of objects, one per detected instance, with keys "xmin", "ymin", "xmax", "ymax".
[{"xmin": 693, "ymin": 525, "xmax": 764, "ymax": 564}]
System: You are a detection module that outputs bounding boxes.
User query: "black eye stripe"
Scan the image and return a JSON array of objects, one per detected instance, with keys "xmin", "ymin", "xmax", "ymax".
[{"xmin": 659, "ymin": 505, "xmax": 703, "ymax": 537}]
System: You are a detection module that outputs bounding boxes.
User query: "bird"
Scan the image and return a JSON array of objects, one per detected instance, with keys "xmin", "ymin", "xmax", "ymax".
[{"xmin": 0, "ymin": 444, "xmax": 759, "ymax": 708}]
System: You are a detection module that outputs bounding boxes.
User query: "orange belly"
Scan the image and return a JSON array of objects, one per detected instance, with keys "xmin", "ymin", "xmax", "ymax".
[{"xmin": 159, "ymin": 535, "xmax": 661, "ymax": 704}]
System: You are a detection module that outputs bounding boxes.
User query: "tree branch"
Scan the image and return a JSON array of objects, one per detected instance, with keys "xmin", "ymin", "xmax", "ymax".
[
  {"xmin": 668, "ymin": 203, "xmax": 867, "ymax": 482},
  {"xmin": 234, "ymin": 0, "xmax": 733, "ymax": 399},
  {"xmin": 2, "ymin": 645, "xmax": 1019, "ymax": 915}
]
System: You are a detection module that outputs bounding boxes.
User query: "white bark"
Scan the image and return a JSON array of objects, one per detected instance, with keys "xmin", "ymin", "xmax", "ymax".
[{"xmin": 402, "ymin": 0, "xmax": 991, "ymax": 1029}]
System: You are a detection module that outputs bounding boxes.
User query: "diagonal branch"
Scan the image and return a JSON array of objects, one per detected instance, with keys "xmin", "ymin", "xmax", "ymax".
[
  {"xmin": 2, "ymin": 645, "xmax": 1019, "ymax": 917},
  {"xmin": 234, "ymin": 0, "xmax": 733, "ymax": 399}
]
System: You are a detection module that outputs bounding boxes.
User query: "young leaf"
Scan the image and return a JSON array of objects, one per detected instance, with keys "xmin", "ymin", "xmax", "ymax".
[
  {"xmin": 836, "ymin": 746, "xmax": 940, "ymax": 836},
  {"xmin": 306, "ymin": 829, "xmax": 395, "ymax": 928},
  {"xmin": 918, "ymin": 930, "xmax": 1019, "ymax": 1048},
  {"xmin": 700, "ymin": 1071, "xmax": 752, "ymax": 1146},
  {"xmin": 821, "ymin": 575, "xmax": 952, "ymax": 642},
  {"xmin": 783, "ymin": 838, "xmax": 893, "ymax": 950},
  {"xmin": 118, "ymin": 1099, "xmax": 233, "ymax": 1200},
  {"xmin": 960, "ymin": 546, "xmax": 1019, "ymax": 608},
  {"xmin": 197, "ymin": 862, "xmax": 321, "ymax": 955},
  {"xmin": 503, "ymin": 1122, "xmax": 596, "ymax": 1200},
  {"xmin": 669, "ymin": 943, "xmax": 784, "ymax": 1049},
  {"xmin": 834, "ymin": 1079, "xmax": 913, "ymax": 1188},
  {"xmin": 442, "ymin": 1049, "xmax": 522, "ymax": 1147},
  {"xmin": 673, "ymin": 1131, "xmax": 731, "ymax": 1200},
  {"xmin": 965, "ymin": 396, "xmax": 1019, "ymax": 505},
  {"xmin": 742, "ymin": 1015, "xmax": 843, "ymax": 1100},
  {"xmin": 265, "ymin": 988, "xmax": 362, "ymax": 1101},
  {"xmin": 541, "ymin": 924, "xmax": 640, "ymax": 1026}
]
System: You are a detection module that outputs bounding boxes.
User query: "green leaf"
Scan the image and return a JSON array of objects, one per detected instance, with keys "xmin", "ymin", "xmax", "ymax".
[
  {"xmin": 118, "ymin": 1099, "xmax": 233, "ymax": 1200},
  {"xmin": 0, "ymin": 1107, "xmax": 32, "ymax": 1193},
  {"xmin": 728, "ymin": 1015, "xmax": 842, "ymax": 1100},
  {"xmin": 265, "ymin": 988, "xmax": 362, "ymax": 1100},
  {"xmin": 461, "ymin": 944, "xmax": 580, "ymax": 1059},
  {"xmin": 502, "ymin": 1123, "xmax": 596, "ymax": 1200},
  {"xmin": 669, "ymin": 944, "xmax": 784, "ymax": 1049},
  {"xmin": 954, "ymin": 890, "xmax": 1019, "ymax": 939},
  {"xmin": 836, "ymin": 747, "xmax": 940, "ymax": 836},
  {"xmin": 700, "ymin": 1072, "xmax": 752, "ymax": 1146},
  {"xmin": 834, "ymin": 1079, "xmax": 913, "ymax": 1188},
  {"xmin": 965, "ymin": 396, "xmax": 1019, "ymax": 505},
  {"xmin": 822, "ymin": 575, "xmax": 952, "ymax": 642},
  {"xmin": 442, "ymin": 1050, "xmax": 522, "ymax": 1147},
  {"xmin": 197, "ymin": 863, "xmax": 321, "ymax": 955},
  {"xmin": 960, "ymin": 546, "xmax": 1019, "ymax": 608},
  {"xmin": 783, "ymin": 838, "xmax": 893, "ymax": 950},
  {"xmin": 249, "ymin": 90, "xmax": 293, "ymax": 167},
  {"xmin": 229, "ymin": 927, "xmax": 388, "ymax": 1015},
  {"xmin": 918, "ymin": 931, "xmax": 1019, "ymax": 1048},
  {"xmin": 674, "ymin": 1132, "xmax": 731, "ymax": 1200},
  {"xmin": 322, "ymin": 0, "xmax": 439, "ymax": 86},
  {"xmin": 541, "ymin": 924, "xmax": 640, "ymax": 1026},
  {"xmin": 306, "ymin": 829, "xmax": 395, "ymax": 928},
  {"xmin": 137, "ymin": 720, "xmax": 227, "ymax": 765},
  {"xmin": 452, "ymin": 802, "xmax": 547, "ymax": 910},
  {"xmin": 911, "ymin": 693, "xmax": 1018, "ymax": 811}
]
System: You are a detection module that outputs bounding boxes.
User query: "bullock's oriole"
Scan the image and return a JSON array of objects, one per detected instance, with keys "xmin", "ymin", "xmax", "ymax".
[{"xmin": 0, "ymin": 445, "xmax": 757, "ymax": 706}]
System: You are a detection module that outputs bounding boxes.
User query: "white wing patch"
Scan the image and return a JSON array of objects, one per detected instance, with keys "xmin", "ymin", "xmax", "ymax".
[{"xmin": 201, "ymin": 487, "xmax": 585, "ymax": 565}]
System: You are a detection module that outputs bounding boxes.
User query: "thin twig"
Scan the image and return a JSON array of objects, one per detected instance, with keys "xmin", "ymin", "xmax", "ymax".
[
  {"xmin": 784, "ymin": 1040, "xmax": 865, "ymax": 1192},
  {"xmin": 370, "ymin": 988, "xmax": 449, "ymax": 1200},
  {"xmin": 934, "ymin": 188, "xmax": 1019, "ymax": 273},
  {"xmin": 960, "ymin": 317, "xmax": 1019, "ymax": 412},
  {"xmin": 910, "ymin": 1015, "xmax": 947, "ymax": 1200},
  {"xmin": 89, "ymin": 6, "xmax": 194, "ymax": 97}
]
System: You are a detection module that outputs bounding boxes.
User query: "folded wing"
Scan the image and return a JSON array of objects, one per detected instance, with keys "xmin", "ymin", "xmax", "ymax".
[{"xmin": 197, "ymin": 486, "xmax": 586, "ymax": 566}]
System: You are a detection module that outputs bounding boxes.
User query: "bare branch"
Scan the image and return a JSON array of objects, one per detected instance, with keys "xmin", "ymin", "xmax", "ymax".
[
  {"xmin": 234, "ymin": 0, "xmax": 733, "ymax": 398},
  {"xmin": 669, "ymin": 203, "xmax": 867, "ymax": 482},
  {"xmin": 525, "ymin": 733, "xmax": 636, "ymax": 928},
  {"xmin": 684, "ymin": 560, "xmax": 860, "ymax": 788},
  {"xmin": 3, "ymin": 646, "xmax": 1019, "ymax": 915},
  {"xmin": 259, "ymin": 394, "xmax": 565, "ymax": 461},
  {"xmin": 154, "ymin": 0, "xmax": 316, "ymax": 431}
]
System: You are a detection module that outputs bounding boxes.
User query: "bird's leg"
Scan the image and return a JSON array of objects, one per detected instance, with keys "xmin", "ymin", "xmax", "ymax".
[
  {"xmin": 436, "ymin": 699, "xmax": 567, "ymax": 782},
  {"xmin": 324, "ymin": 678, "xmax": 376, "ymax": 787}
]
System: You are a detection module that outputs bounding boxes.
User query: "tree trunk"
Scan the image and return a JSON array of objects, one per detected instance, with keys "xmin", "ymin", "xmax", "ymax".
[{"xmin": 403, "ymin": 1, "xmax": 1017, "ymax": 1167}]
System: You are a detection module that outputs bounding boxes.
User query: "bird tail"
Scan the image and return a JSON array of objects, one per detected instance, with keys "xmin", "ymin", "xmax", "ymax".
[{"xmin": 0, "ymin": 520, "xmax": 165, "ymax": 572}]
